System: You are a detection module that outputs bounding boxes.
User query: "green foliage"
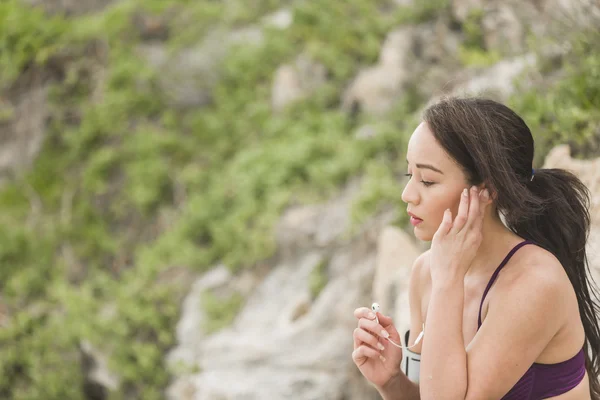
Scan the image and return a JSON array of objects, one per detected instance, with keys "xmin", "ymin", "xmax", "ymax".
[
  {"xmin": 351, "ymin": 160, "xmax": 408, "ymax": 231},
  {"xmin": 0, "ymin": 0, "xmax": 69, "ymax": 88},
  {"xmin": 393, "ymin": 0, "xmax": 451, "ymax": 25},
  {"xmin": 0, "ymin": 0, "xmax": 428, "ymax": 396},
  {"xmin": 456, "ymin": 8, "xmax": 501, "ymax": 67},
  {"xmin": 290, "ymin": 1, "xmax": 396, "ymax": 81},
  {"xmin": 0, "ymin": 224, "xmax": 57, "ymax": 299},
  {"xmin": 309, "ymin": 258, "xmax": 329, "ymax": 300},
  {"xmin": 0, "ymin": 308, "xmax": 84, "ymax": 400},
  {"xmin": 509, "ymin": 28, "xmax": 600, "ymax": 164},
  {"xmin": 201, "ymin": 290, "xmax": 245, "ymax": 334},
  {"xmin": 168, "ymin": 0, "xmax": 286, "ymax": 49},
  {"xmin": 142, "ymin": 0, "xmax": 421, "ymax": 273},
  {"xmin": 349, "ymin": 92, "xmax": 423, "ymax": 232},
  {"xmin": 458, "ymin": 47, "xmax": 502, "ymax": 67},
  {"xmin": 462, "ymin": 8, "xmax": 485, "ymax": 50},
  {"xmin": 101, "ymin": 281, "xmax": 179, "ymax": 399}
]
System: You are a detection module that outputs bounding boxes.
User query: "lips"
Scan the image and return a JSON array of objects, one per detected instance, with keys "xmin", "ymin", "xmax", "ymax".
[{"xmin": 407, "ymin": 211, "xmax": 423, "ymax": 221}]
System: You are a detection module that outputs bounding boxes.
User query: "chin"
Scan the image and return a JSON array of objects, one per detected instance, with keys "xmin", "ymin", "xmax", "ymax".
[{"xmin": 413, "ymin": 226, "xmax": 434, "ymax": 242}]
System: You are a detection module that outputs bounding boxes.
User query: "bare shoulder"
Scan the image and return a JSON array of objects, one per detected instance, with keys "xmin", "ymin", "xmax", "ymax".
[
  {"xmin": 408, "ymin": 250, "xmax": 432, "ymax": 316},
  {"xmin": 479, "ymin": 242, "xmax": 584, "ymax": 363},
  {"xmin": 410, "ymin": 249, "xmax": 431, "ymax": 288},
  {"xmin": 407, "ymin": 249, "xmax": 431, "ymax": 350},
  {"xmin": 494, "ymin": 243, "xmax": 573, "ymax": 316},
  {"xmin": 500, "ymin": 243, "xmax": 568, "ymax": 286}
]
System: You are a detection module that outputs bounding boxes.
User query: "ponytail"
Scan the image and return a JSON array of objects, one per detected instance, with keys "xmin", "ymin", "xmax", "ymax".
[{"xmin": 508, "ymin": 168, "xmax": 600, "ymax": 398}]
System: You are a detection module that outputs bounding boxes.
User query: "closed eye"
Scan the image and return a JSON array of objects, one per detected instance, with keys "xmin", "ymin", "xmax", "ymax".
[{"xmin": 404, "ymin": 173, "xmax": 434, "ymax": 187}]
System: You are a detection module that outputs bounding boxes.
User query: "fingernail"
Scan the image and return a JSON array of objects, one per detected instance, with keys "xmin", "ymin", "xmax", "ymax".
[
  {"xmin": 463, "ymin": 188, "xmax": 468, "ymax": 197},
  {"xmin": 367, "ymin": 312, "xmax": 375, "ymax": 319},
  {"xmin": 378, "ymin": 343, "xmax": 385, "ymax": 350},
  {"xmin": 483, "ymin": 190, "xmax": 489, "ymax": 199},
  {"xmin": 379, "ymin": 355, "xmax": 386, "ymax": 362},
  {"xmin": 471, "ymin": 185, "xmax": 477, "ymax": 192},
  {"xmin": 381, "ymin": 330, "xmax": 389, "ymax": 338}
]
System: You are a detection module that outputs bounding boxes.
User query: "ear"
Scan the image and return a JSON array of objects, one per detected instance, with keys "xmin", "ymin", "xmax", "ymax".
[{"xmin": 476, "ymin": 183, "xmax": 496, "ymax": 204}]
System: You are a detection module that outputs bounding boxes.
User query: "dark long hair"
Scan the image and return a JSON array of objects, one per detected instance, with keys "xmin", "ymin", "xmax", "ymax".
[{"xmin": 423, "ymin": 96, "xmax": 600, "ymax": 397}]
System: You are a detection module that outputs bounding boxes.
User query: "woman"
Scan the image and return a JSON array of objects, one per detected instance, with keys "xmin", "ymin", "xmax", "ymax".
[{"xmin": 352, "ymin": 97, "xmax": 600, "ymax": 399}]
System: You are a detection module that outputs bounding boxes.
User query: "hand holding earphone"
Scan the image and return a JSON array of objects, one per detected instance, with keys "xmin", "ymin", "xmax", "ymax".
[
  {"xmin": 352, "ymin": 303, "xmax": 423, "ymax": 388},
  {"xmin": 371, "ymin": 303, "xmax": 424, "ymax": 350}
]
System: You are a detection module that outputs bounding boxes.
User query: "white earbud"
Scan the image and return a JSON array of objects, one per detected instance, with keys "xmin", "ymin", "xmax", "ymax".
[
  {"xmin": 371, "ymin": 303, "xmax": 381, "ymax": 313},
  {"xmin": 370, "ymin": 302, "xmax": 424, "ymax": 350}
]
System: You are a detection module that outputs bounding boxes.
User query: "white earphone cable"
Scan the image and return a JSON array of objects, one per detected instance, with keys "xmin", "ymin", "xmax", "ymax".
[{"xmin": 372, "ymin": 302, "xmax": 424, "ymax": 350}]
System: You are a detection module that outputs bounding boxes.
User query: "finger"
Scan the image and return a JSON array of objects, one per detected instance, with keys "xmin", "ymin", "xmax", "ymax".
[
  {"xmin": 464, "ymin": 186, "xmax": 480, "ymax": 230},
  {"xmin": 480, "ymin": 189, "xmax": 490, "ymax": 214},
  {"xmin": 450, "ymin": 187, "xmax": 470, "ymax": 234},
  {"xmin": 354, "ymin": 307, "xmax": 377, "ymax": 321},
  {"xmin": 352, "ymin": 345, "xmax": 382, "ymax": 364},
  {"xmin": 376, "ymin": 313, "xmax": 401, "ymax": 343},
  {"xmin": 375, "ymin": 313, "xmax": 399, "ymax": 334},
  {"xmin": 354, "ymin": 327, "xmax": 385, "ymax": 351},
  {"xmin": 434, "ymin": 208, "xmax": 453, "ymax": 240},
  {"xmin": 358, "ymin": 317, "xmax": 390, "ymax": 339},
  {"xmin": 475, "ymin": 188, "xmax": 489, "ymax": 227},
  {"xmin": 375, "ymin": 312, "xmax": 394, "ymax": 329},
  {"xmin": 353, "ymin": 328, "xmax": 361, "ymax": 349}
]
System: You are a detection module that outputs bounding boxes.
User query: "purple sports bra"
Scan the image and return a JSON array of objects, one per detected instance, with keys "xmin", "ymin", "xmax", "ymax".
[{"xmin": 477, "ymin": 240, "xmax": 587, "ymax": 399}]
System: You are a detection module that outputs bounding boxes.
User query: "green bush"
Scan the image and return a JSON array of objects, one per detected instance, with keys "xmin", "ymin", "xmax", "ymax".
[
  {"xmin": 201, "ymin": 290, "xmax": 245, "ymax": 334},
  {"xmin": 0, "ymin": 0, "xmax": 69, "ymax": 88},
  {"xmin": 509, "ymin": 29, "xmax": 600, "ymax": 164}
]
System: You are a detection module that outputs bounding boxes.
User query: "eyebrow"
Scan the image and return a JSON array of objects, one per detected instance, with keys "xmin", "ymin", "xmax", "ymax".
[{"xmin": 406, "ymin": 160, "xmax": 444, "ymax": 175}]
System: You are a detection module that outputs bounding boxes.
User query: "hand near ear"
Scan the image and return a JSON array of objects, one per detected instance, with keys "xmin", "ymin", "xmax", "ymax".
[{"xmin": 429, "ymin": 186, "xmax": 490, "ymax": 285}]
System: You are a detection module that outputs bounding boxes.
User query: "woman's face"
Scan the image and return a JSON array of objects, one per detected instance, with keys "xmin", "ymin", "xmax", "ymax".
[{"xmin": 401, "ymin": 122, "xmax": 471, "ymax": 242}]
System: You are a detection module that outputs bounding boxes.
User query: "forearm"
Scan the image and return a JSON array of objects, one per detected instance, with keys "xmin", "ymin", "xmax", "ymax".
[
  {"xmin": 377, "ymin": 373, "xmax": 420, "ymax": 400},
  {"xmin": 420, "ymin": 280, "xmax": 468, "ymax": 400}
]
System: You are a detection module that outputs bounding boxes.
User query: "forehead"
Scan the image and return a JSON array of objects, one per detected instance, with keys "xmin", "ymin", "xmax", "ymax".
[{"xmin": 406, "ymin": 122, "xmax": 455, "ymax": 169}]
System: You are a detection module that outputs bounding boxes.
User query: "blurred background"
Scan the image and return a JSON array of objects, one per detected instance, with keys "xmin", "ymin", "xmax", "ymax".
[{"xmin": 0, "ymin": 0, "xmax": 599, "ymax": 399}]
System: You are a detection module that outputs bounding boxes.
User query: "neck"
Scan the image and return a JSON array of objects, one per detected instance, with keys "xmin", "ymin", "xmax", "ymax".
[{"xmin": 467, "ymin": 210, "xmax": 523, "ymax": 276}]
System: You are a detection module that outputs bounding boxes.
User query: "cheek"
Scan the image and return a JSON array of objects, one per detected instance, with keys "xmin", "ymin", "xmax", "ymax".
[
  {"xmin": 425, "ymin": 189, "xmax": 462, "ymax": 228},
  {"xmin": 410, "ymin": 186, "xmax": 464, "ymax": 241},
  {"xmin": 433, "ymin": 191, "xmax": 461, "ymax": 217},
  {"xmin": 446, "ymin": 195, "xmax": 463, "ymax": 217}
]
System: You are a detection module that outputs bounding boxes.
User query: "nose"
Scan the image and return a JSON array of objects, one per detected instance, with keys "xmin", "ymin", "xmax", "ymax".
[{"xmin": 401, "ymin": 177, "xmax": 419, "ymax": 205}]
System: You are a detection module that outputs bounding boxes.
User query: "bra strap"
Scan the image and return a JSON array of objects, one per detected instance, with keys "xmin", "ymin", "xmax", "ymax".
[{"xmin": 478, "ymin": 240, "xmax": 534, "ymax": 328}]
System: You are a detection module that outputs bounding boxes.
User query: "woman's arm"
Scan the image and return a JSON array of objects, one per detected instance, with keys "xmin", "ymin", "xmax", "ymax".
[
  {"xmin": 377, "ymin": 250, "xmax": 429, "ymax": 400},
  {"xmin": 420, "ymin": 278, "xmax": 468, "ymax": 400},
  {"xmin": 420, "ymin": 257, "xmax": 567, "ymax": 400},
  {"xmin": 378, "ymin": 373, "xmax": 420, "ymax": 400}
]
